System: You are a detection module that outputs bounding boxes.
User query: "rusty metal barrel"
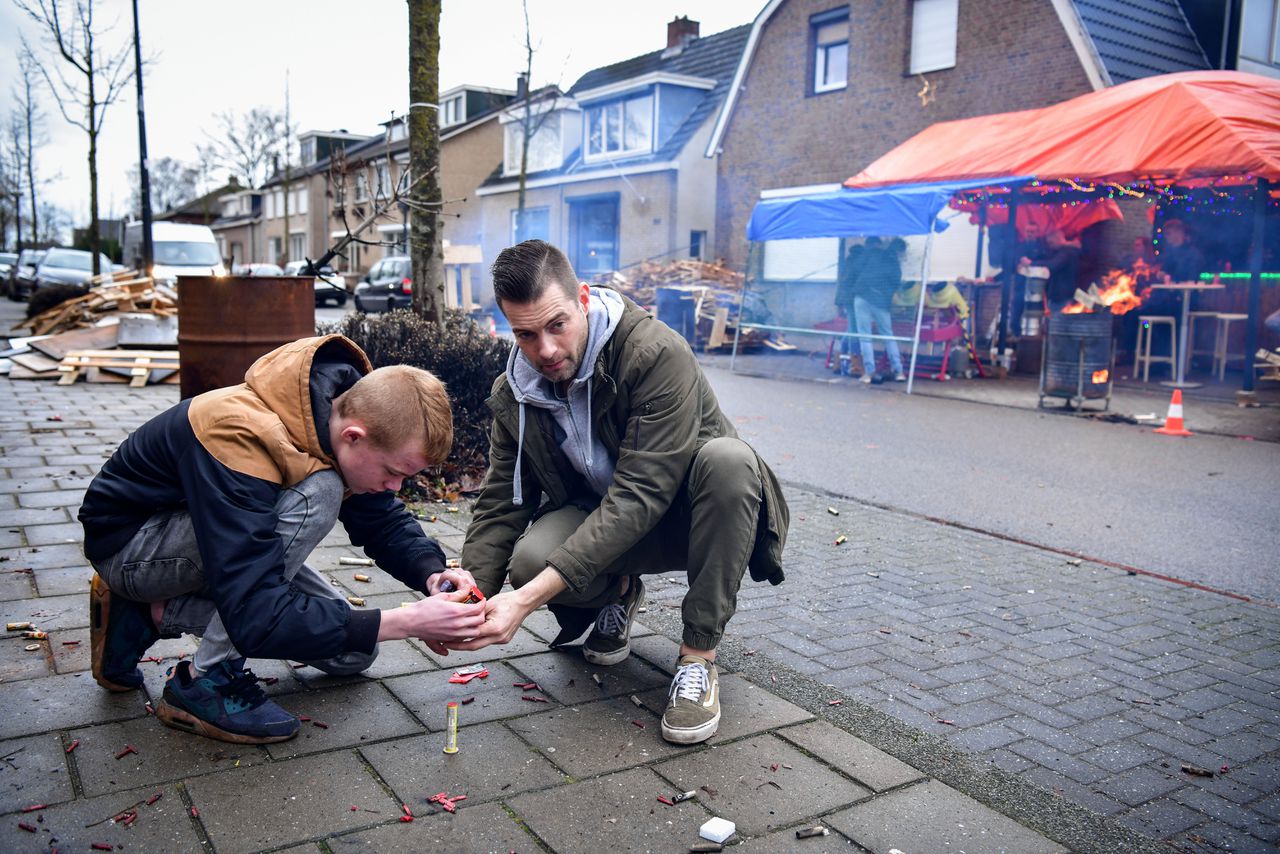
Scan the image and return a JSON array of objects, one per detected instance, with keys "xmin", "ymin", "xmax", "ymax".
[{"xmin": 176, "ymin": 276, "xmax": 316, "ymax": 399}]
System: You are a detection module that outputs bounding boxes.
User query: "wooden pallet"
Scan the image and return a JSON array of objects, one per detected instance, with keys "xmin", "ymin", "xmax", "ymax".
[{"xmin": 58, "ymin": 349, "xmax": 180, "ymax": 387}]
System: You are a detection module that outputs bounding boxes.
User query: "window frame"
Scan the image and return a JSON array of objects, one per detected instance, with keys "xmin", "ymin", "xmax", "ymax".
[
  {"xmin": 809, "ymin": 7, "xmax": 850, "ymax": 96},
  {"xmin": 583, "ymin": 91, "xmax": 655, "ymax": 161},
  {"xmin": 908, "ymin": 0, "xmax": 959, "ymax": 75}
]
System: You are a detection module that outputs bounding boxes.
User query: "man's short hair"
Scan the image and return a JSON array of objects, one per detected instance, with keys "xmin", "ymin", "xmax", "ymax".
[
  {"xmin": 333, "ymin": 365, "xmax": 453, "ymax": 463},
  {"xmin": 491, "ymin": 240, "xmax": 579, "ymax": 306}
]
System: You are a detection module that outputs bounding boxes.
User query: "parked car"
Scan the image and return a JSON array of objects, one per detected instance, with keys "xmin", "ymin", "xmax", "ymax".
[
  {"xmin": 8, "ymin": 249, "xmax": 46, "ymax": 301},
  {"xmin": 353, "ymin": 256, "xmax": 412, "ymax": 313},
  {"xmin": 124, "ymin": 221, "xmax": 226, "ymax": 284},
  {"xmin": 231, "ymin": 263, "xmax": 285, "ymax": 277},
  {"xmin": 34, "ymin": 248, "xmax": 112, "ymax": 291},
  {"xmin": 283, "ymin": 259, "xmax": 348, "ymax": 307},
  {"xmin": 0, "ymin": 252, "xmax": 16, "ymax": 281}
]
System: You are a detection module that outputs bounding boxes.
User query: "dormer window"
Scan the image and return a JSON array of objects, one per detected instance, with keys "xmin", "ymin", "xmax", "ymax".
[
  {"xmin": 441, "ymin": 94, "xmax": 465, "ymax": 127},
  {"xmin": 585, "ymin": 93, "xmax": 653, "ymax": 160},
  {"xmin": 300, "ymin": 139, "xmax": 315, "ymax": 165},
  {"xmin": 503, "ymin": 112, "xmax": 562, "ymax": 175}
]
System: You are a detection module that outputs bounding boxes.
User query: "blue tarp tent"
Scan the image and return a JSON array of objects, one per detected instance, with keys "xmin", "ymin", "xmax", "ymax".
[{"xmin": 746, "ymin": 176, "xmax": 1030, "ymax": 241}]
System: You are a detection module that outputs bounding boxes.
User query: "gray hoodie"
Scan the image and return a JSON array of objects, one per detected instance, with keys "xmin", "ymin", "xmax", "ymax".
[{"xmin": 505, "ymin": 287, "xmax": 625, "ymax": 506}]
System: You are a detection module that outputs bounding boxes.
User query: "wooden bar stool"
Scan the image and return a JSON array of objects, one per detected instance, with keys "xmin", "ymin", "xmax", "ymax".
[
  {"xmin": 1185, "ymin": 310, "xmax": 1220, "ymax": 374},
  {"xmin": 1134, "ymin": 315, "xmax": 1176, "ymax": 382},
  {"xmin": 1212, "ymin": 313, "xmax": 1248, "ymax": 380}
]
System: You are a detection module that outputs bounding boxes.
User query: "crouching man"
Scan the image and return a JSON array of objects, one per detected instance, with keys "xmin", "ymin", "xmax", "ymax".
[
  {"xmin": 454, "ymin": 240, "xmax": 789, "ymax": 745},
  {"xmin": 79, "ymin": 335, "xmax": 485, "ymax": 744}
]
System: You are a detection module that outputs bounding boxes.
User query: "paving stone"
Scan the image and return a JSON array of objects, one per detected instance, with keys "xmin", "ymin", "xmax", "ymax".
[
  {"xmin": 628, "ymin": 632, "xmax": 683, "ymax": 674},
  {"xmin": 0, "ymin": 593, "xmax": 85, "ymax": 633},
  {"xmin": 0, "ymin": 508, "xmax": 68, "ymax": 527},
  {"xmin": 329, "ymin": 800, "xmax": 535, "ymax": 852},
  {"xmin": 408, "ymin": 625, "xmax": 547, "ymax": 668},
  {"xmin": 0, "ymin": 544, "xmax": 86, "ymax": 570},
  {"xmin": 21, "ymin": 522, "xmax": 85, "ymax": 547},
  {"xmin": 294, "ymin": 639, "xmax": 439, "ymax": 686},
  {"xmin": 69, "ymin": 714, "xmax": 266, "ymax": 797},
  {"xmin": 0, "ymin": 635, "xmax": 53, "ymax": 682},
  {"xmin": 1078, "ymin": 740, "xmax": 1164, "ymax": 774},
  {"xmin": 186, "ymin": 751, "xmax": 398, "ymax": 854},
  {"xmin": 0, "ymin": 733, "xmax": 75, "ymax": 815},
  {"xmin": 653, "ymin": 733, "xmax": 869, "ymax": 837},
  {"xmin": 731, "ymin": 825, "xmax": 862, "ymax": 852},
  {"xmin": 268, "ymin": 682, "xmax": 424, "ymax": 759},
  {"xmin": 507, "ymin": 649, "xmax": 672, "ymax": 706},
  {"xmin": 0, "ymin": 568, "xmax": 34, "ymax": 601},
  {"xmin": 31, "ymin": 564, "xmax": 93, "ymax": 597},
  {"xmin": 950, "ymin": 720, "xmax": 1027, "ymax": 753},
  {"xmin": 636, "ymin": 673, "xmax": 814, "ymax": 745},
  {"xmin": 16, "ymin": 491, "xmax": 82, "ymax": 509},
  {"xmin": 510, "ymin": 766, "xmax": 701, "ymax": 854},
  {"xmin": 775, "ymin": 720, "xmax": 925, "ymax": 792},
  {"xmin": 320, "ymin": 564, "xmax": 407, "ymax": 597},
  {"xmin": 1106, "ymin": 764, "xmax": 1187, "ymax": 807},
  {"xmin": 49, "ymin": 626, "xmax": 89, "ymax": 674},
  {"xmin": 0, "ymin": 782, "xmax": 200, "ymax": 852},
  {"xmin": 385, "ymin": 661, "xmax": 541, "ymax": 731},
  {"xmin": 507, "ymin": 696, "xmax": 677, "ymax": 777},
  {"xmin": 825, "ymin": 779, "xmax": 1067, "ymax": 854},
  {"xmin": 360, "ymin": 723, "xmax": 563, "ymax": 805},
  {"xmin": 0, "ymin": 672, "xmax": 144, "ymax": 739}
]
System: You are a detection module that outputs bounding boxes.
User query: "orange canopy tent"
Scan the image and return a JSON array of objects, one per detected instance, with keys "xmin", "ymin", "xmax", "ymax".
[
  {"xmin": 845, "ymin": 71, "xmax": 1280, "ymax": 189},
  {"xmin": 843, "ymin": 71, "xmax": 1280, "ymax": 391}
]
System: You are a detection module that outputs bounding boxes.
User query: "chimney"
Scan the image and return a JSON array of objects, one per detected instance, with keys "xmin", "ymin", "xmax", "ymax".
[
  {"xmin": 516, "ymin": 72, "xmax": 529, "ymax": 100},
  {"xmin": 667, "ymin": 15, "xmax": 699, "ymax": 50}
]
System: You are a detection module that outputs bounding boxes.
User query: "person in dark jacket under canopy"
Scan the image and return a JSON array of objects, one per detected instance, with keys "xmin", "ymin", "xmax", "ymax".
[
  {"xmin": 454, "ymin": 239, "xmax": 790, "ymax": 746},
  {"xmin": 79, "ymin": 336, "xmax": 484, "ymax": 744}
]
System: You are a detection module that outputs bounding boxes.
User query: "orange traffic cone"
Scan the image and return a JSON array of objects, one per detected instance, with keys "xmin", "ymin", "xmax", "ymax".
[{"xmin": 1154, "ymin": 389, "xmax": 1193, "ymax": 436}]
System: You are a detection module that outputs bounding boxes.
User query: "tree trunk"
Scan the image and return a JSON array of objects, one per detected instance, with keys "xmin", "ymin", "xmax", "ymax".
[
  {"xmin": 408, "ymin": 0, "xmax": 445, "ymax": 328},
  {"xmin": 86, "ymin": 36, "xmax": 101, "ymax": 276},
  {"xmin": 23, "ymin": 75, "xmax": 38, "ymax": 244}
]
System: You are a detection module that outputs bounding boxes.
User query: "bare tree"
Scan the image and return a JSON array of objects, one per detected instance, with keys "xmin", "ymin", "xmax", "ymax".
[
  {"xmin": 1, "ymin": 116, "xmax": 24, "ymax": 251},
  {"xmin": 512, "ymin": 0, "xmax": 560, "ymax": 242},
  {"xmin": 127, "ymin": 156, "xmax": 199, "ymax": 217},
  {"xmin": 407, "ymin": 0, "xmax": 445, "ymax": 327},
  {"xmin": 197, "ymin": 107, "xmax": 288, "ymax": 189},
  {"xmin": 36, "ymin": 200, "xmax": 69, "ymax": 245},
  {"xmin": 14, "ymin": 46, "xmax": 45, "ymax": 246},
  {"xmin": 16, "ymin": 0, "xmax": 135, "ymax": 276}
]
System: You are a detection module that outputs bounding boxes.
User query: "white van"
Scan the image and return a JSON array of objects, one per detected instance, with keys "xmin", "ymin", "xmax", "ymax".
[{"xmin": 123, "ymin": 221, "xmax": 226, "ymax": 284}]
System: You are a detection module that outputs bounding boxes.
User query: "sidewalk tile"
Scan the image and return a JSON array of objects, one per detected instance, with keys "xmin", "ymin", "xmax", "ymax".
[
  {"xmin": 509, "ymin": 767, "xmax": 701, "ymax": 854},
  {"xmin": 0, "ymin": 672, "xmax": 144, "ymax": 739},
  {"xmin": 294, "ymin": 639, "xmax": 439, "ymax": 685},
  {"xmin": 507, "ymin": 699, "xmax": 677, "ymax": 777},
  {"xmin": 22, "ymin": 523, "xmax": 85, "ymax": 547},
  {"xmin": 32, "ymin": 565, "xmax": 93, "ymax": 597},
  {"xmin": 1, "ymin": 593, "xmax": 86, "ymax": 633},
  {"xmin": 636, "ymin": 673, "xmax": 813, "ymax": 744},
  {"xmin": 69, "ymin": 715, "xmax": 267, "ymax": 797},
  {"xmin": 653, "ymin": 733, "xmax": 870, "ymax": 837},
  {"xmin": 329, "ymin": 800, "xmax": 534, "ymax": 852},
  {"xmin": 0, "ymin": 733, "xmax": 75, "ymax": 815},
  {"xmin": 730, "ymin": 825, "xmax": 862, "ymax": 851},
  {"xmin": 776, "ymin": 720, "xmax": 925, "ymax": 792},
  {"xmin": 408, "ymin": 626, "xmax": 546, "ymax": 668},
  {"xmin": 1107, "ymin": 764, "xmax": 1187, "ymax": 807},
  {"xmin": 359, "ymin": 723, "xmax": 563, "ymax": 804},
  {"xmin": 185, "ymin": 751, "xmax": 396, "ymax": 854},
  {"xmin": 0, "ymin": 636, "xmax": 53, "ymax": 681},
  {"xmin": 384, "ymin": 661, "xmax": 538, "ymax": 731},
  {"xmin": 507, "ymin": 649, "xmax": 669, "ymax": 706},
  {"xmin": 825, "ymin": 779, "xmax": 1067, "ymax": 854},
  {"xmin": 0, "ymin": 782, "xmax": 199, "ymax": 852},
  {"xmin": 268, "ymin": 682, "xmax": 423, "ymax": 759}
]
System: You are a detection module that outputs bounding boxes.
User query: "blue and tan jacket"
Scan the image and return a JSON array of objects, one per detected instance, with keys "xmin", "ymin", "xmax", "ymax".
[{"xmin": 78, "ymin": 335, "xmax": 445, "ymax": 660}]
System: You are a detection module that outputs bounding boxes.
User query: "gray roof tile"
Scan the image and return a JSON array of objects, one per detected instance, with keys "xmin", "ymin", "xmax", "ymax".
[{"xmin": 1073, "ymin": 0, "xmax": 1210, "ymax": 83}]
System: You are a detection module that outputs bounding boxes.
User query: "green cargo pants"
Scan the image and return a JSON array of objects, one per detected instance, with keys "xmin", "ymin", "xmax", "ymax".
[{"xmin": 507, "ymin": 436, "xmax": 764, "ymax": 650}]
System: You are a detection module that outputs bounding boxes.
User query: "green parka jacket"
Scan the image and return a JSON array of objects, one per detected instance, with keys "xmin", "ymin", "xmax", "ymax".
[{"xmin": 462, "ymin": 294, "xmax": 788, "ymax": 598}]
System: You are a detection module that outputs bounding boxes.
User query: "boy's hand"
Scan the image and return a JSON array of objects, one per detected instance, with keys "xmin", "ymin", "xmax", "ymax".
[
  {"xmin": 428, "ymin": 567, "xmax": 478, "ymax": 596},
  {"xmin": 377, "ymin": 591, "xmax": 485, "ymax": 644}
]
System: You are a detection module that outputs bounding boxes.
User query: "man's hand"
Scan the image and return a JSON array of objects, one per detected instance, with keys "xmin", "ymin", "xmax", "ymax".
[
  {"xmin": 377, "ymin": 590, "xmax": 485, "ymax": 644},
  {"xmin": 427, "ymin": 567, "xmax": 478, "ymax": 596},
  {"xmin": 445, "ymin": 565, "xmax": 567, "ymax": 652}
]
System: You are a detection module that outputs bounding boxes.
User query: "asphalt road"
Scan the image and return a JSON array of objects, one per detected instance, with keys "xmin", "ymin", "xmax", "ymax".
[
  {"xmin": 702, "ymin": 365, "xmax": 1280, "ymax": 604},
  {"xmin": 321, "ymin": 302, "xmax": 1277, "ymax": 602}
]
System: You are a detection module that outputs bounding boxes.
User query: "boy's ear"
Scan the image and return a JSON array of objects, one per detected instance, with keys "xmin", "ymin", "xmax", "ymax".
[{"xmin": 339, "ymin": 421, "xmax": 369, "ymax": 446}]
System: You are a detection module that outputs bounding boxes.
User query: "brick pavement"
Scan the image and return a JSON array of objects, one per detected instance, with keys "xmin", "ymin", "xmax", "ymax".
[{"xmin": 0, "ymin": 305, "xmax": 1272, "ymax": 850}]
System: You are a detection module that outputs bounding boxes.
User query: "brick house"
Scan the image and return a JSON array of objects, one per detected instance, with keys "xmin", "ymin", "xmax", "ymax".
[
  {"xmin": 209, "ymin": 187, "xmax": 262, "ymax": 268},
  {"xmin": 474, "ymin": 17, "xmax": 751, "ymax": 287},
  {"xmin": 705, "ymin": 0, "xmax": 1215, "ymax": 281}
]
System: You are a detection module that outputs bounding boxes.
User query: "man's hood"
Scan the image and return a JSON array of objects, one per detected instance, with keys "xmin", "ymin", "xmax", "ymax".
[
  {"xmin": 506, "ymin": 287, "xmax": 625, "ymax": 406},
  {"xmin": 243, "ymin": 335, "xmax": 372, "ymax": 460}
]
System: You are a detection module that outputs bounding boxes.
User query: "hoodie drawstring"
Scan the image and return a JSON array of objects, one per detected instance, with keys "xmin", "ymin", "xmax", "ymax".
[
  {"xmin": 584, "ymin": 379, "xmax": 593, "ymax": 468},
  {"xmin": 513, "ymin": 402, "xmax": 526, "ymax": 506}
]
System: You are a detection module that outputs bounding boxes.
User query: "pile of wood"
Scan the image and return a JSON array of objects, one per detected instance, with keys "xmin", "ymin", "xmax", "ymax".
[
  {"xmin": 3, "ymin": 270, "xmax": 181, "ymax": 387},
  {"xmin": 592, "ymin": 259, "xmax": 770, "ymax": 351},
  {"xmin": 18, "ymin": 270, "xmax": 176, "ymax": 337}
]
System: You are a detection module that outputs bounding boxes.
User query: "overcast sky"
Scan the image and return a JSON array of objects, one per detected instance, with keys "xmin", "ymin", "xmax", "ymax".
[{"xmin": 1, "ymin": 0, "xmax": 756, "ymax": 231}]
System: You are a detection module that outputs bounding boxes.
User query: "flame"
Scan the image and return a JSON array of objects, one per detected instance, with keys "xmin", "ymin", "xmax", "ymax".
[
  {"xmin": 1092, "ymin": 369, "xmax": 1109, "ymax": 384},
  {"xmin": 1062, "ymin": 303, "xmax": 1086, "ymax": 314},
  {"xmin": 1059, "ymin": 268, "xmax": 1144, "ymax": 315}
]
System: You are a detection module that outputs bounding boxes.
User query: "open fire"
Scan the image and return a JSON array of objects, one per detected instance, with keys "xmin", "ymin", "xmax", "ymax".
[{"xmin": 1061, "ymin": 262, "xmax": 1149, "ymax": 315}]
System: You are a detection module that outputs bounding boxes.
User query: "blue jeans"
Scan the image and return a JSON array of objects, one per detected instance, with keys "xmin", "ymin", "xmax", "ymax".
[
  {"xmin": 853, "ymin": 297, "xmax": 903, "ymax": 375},
  {"xmin": 91, "ymin": 470, "xmax": 376, "ymax": 676}
]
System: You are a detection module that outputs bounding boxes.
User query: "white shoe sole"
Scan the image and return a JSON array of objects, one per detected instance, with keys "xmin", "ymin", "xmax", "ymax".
[
  {"xmin": 582, "ymin": 644, "xmax": 630, "ymax": 666},
  {"xmin": 661, "ymin": 711, "xmax": 720, "ymax": 745}
]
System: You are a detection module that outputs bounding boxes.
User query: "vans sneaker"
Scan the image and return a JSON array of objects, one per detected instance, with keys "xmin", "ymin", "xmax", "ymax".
[
  {"xmin": 661, "ymin": 655, "xmax": 720, "ymax": 745},
  {"xmin": 89, "ymin": 574, "xmax": 158, "ymax": 692},
  {"xmin": 582, "ymin": 576, "xmax": 644, "ymax": 666},
  {"xmin": 156, "ymin": 659, "xmax": 299, "ymax": 744}
]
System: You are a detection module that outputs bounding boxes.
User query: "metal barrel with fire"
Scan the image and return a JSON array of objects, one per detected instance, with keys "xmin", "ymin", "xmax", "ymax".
[{"xmin": 1039, "ymin": 265, "xmax": 1146, "ymax": 411}]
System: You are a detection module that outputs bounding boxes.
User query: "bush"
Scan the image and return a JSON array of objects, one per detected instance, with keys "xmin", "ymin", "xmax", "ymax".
[
  {"xmin": 27, "ymin": 284, "xmax": 89, "ymax": 319},
  {"xmin": 326, "ymin": 308, "xmax": 509, "ymax": 489}
]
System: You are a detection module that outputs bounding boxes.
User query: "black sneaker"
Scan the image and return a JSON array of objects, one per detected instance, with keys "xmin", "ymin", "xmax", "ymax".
[
  {"xmin": 156, "ymin": 659, "xmax": 299, "ymax": 744},
  {"xmin": 89, "ymin": 574, "xmax": 158, "ymax": 692},
  {"xmin": 582, "ymin": 576, "xmax": 645, "ymax": 666}
]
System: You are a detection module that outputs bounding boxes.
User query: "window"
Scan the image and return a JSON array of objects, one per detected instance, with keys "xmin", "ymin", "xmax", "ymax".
[
  {"xmin": 441, "ymin": 95, "xmax": 464, "ymax": 127},
  {"xmin": 585, "ymin": 94, "xmax": 653, "ymax": 159},
  {"xmin": 910, "ymin": 0, "xmax": 958, "ymax": 74},
  {"xmin": 503, "ymin": 112, "xmax": 562, "ymax": 175},
  {"xmin": 375, "ymin": 163, "xmax": 390, "ymax": 197},
  {"xmin": 229, "ymin": 241, "xmax": 242, "ymax": 263},
  {"xmin": 811, "ymin": 9, "xmax": 849, "ymax": 94},
  {"xmin": 294, "ymin": 188, "xmax": 307, "ymax": 216},
  {"xmin": 1240, "ymin": 0, "xmax": 1280, "ymax": 64},
  {"xmin": 690, "ymin": 230, "xmax": 706, "ymax": 260},
  {"xmin": 268, "ymin": 236, "xmax": 283, "ymax": 264},
  {"xmin": 289, "ymin": 233, "xmax": 306, "ymax": 262},
  {"xmin": 355, "ymin": 172, "xmax": 370, "ymax": 202},
  {"xmin": 300, "ymin": 139, "xmax": 315, "ymax": 164},
  {"xmin": 511, "ymin": 206, "xmax": 550, "ymax": 243}
]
